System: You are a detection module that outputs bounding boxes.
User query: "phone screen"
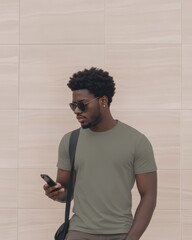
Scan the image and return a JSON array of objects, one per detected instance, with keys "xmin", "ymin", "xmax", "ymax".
[{"xmin": 40, "ymin": 174, "xmax": 57, "ymax": 186}]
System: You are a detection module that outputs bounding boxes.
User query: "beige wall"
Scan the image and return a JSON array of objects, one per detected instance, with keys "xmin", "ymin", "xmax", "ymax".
[{"xmin": 0, "ymin": 0, "xmax": 192, "ymax": 239}]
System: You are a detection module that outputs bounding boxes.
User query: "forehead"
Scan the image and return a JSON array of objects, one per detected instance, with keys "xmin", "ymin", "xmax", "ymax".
[{"xmin": 72, "ymin": 89, "xmax": 94, "ymax": 101}]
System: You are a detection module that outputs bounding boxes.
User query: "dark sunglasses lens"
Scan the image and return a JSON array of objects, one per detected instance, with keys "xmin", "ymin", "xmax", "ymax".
[
  {"xmin": 69, "ymin": 103, "xmax": 75, "ymax": 111},
  {"xmin": 77, "ymin": 102, "xmax": 86, "ymax": 111},
  {"xmin": 69, "ymin": 102, "xmax": 86, "ymax": 111}
]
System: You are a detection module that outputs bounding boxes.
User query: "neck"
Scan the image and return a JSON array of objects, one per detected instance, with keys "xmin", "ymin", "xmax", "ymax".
[{"xmin": 90, "ymin": 112, "xmax": 117, "ymax": 132}]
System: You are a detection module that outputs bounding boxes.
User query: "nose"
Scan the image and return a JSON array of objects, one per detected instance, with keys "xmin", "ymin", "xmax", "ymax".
[{"xmin": 74, "ymin": 106, "xmax": 82, "ymax": 114}]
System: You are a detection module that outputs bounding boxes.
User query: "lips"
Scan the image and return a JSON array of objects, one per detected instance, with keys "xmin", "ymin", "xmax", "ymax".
[
  {"xmin": 76, "ymin": 115, "xmax": 85, "ymax": 120},
  {"xmin": 76, "ymin": 115, "xmax": 86, "ymax": 123}
]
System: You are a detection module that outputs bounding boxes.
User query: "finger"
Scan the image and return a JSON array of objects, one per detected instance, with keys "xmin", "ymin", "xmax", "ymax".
[
  {"xmin": 46, "ymin": 184, "xmax": 64, "ymax": 195},
  {"xmin": 43, "ymin": 184, "xmax": 49, "ymax": 190},
  {"xmin": 47, "ymin": 187, "xmax": 64, "ymax": 200}
]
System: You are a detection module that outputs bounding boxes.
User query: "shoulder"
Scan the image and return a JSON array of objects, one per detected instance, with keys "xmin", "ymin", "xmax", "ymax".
[
  {"xmin": 117, "ymin": 121, "xmax": 144, "ymax": 138},
  {"xmin": 59, "ymin": 128, "xmax": 81, "ymax": 147},
  {"xmin": 117, "ymin": 121, "xmax": 153, "ymax": 148},
  {"xmin": 59, "ymin": 131, "xmax": 72, "ymax": 145}
]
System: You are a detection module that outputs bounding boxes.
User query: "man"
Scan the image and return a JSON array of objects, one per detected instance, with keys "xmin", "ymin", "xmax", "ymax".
[{"xmin": 44, "ymin": 67, "xmax": 157, "ymax": 240}]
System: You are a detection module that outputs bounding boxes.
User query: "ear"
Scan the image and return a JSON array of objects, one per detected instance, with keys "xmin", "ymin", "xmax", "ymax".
[{"xmin": 100, "ymin": 96, "xmax": 108, "ymax": 107}]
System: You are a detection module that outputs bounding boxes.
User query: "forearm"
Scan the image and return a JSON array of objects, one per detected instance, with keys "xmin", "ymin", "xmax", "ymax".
[{"xmin": 126, "ymin": 194, "xmax": 156, "ymax": 240}]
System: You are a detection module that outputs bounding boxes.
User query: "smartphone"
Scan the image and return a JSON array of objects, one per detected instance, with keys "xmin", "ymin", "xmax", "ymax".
[
  {"xmin": 40, "ymin": 174, "xmax": 63, "ymax": 193},
  {"xmin": 40, "ymin": 174, "xmax": 57, "ymax": 186}
]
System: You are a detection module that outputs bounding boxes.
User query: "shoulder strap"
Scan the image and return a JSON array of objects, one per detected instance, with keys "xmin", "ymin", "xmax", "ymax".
[
  {"xmin": 69, "ymin": 128, "xmax": 80, "ymax": 168},
  {"xmin": 64, "ymin": 128, "xmax": 80, "ymax": 223}
]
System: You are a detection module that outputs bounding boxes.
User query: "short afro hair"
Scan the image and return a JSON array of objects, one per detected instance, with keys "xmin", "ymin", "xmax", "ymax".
[{"xmin": 67, "ymin": 67, "xmax": 116, "ymax": 106}]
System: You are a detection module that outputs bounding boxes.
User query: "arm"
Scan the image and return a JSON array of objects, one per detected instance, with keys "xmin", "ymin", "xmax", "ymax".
[
  {"xmin": 126, "ymin": 171, "xmax": 157, "ymax": 240},
  {"xmin": 43, "ymin": 169, "xmax": 70, "ymax": 203}
]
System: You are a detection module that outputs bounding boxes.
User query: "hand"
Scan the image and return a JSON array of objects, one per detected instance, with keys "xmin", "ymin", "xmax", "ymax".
[{"xmin": 43, "ymin": 182, "xmax": 65, "ymax": 202}]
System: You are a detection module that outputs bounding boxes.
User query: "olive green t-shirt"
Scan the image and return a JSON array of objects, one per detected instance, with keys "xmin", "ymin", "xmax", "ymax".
[{"xmin": 57, "ymin": 121, "xmax": 157, "ymax": 234}]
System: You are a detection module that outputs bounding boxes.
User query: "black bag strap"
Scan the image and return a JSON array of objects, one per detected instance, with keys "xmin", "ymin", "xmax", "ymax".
[{"xmin": 64, "ymin": 128, "xmax": 80, "ymax": 223}]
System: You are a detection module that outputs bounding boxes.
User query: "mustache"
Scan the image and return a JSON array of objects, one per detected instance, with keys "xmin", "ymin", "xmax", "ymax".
[{"xmin": 76, "ymin": 115, "xmax": 86, "ymax": 120}]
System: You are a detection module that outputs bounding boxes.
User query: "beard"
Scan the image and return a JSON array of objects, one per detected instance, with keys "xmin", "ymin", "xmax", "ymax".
[{"xmin": 81, "ymin": 112, "xmax": 102, "ymax": 129}]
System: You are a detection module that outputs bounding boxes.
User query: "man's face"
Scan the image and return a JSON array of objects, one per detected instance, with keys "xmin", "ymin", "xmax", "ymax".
[{"xmin": 71, "ymin": 89, "xmax": 102, "ymax": 129}]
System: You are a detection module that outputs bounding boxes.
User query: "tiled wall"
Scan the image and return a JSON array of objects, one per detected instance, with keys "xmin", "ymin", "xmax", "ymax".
[{"xmin": 0, "ymin": 0, "xmax": 192, "ymax": 240}]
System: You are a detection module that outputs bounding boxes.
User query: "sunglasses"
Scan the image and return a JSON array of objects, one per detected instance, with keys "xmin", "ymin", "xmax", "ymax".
[{"xmin": 69, "ymin": 97, "xmax": 99, "ymax": 112}]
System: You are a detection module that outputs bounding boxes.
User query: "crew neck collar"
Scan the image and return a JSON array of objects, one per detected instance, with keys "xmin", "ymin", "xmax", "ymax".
[{"xmin": 85, "ymin": 120, "xmax": 119, "ymax": 135}]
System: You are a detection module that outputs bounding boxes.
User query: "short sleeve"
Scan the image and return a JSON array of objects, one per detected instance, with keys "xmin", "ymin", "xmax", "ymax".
[
  {"xmin": 57, "ymin": 132, "xmax": 71, "ymax": 170},
  {"xmin": 134, "ymin": 134, "xmax": 157, "ymax": 174}
]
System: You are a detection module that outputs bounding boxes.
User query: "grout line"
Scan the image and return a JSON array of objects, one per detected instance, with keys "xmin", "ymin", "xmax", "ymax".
[
  {"xmin": 180, "ymin": 1, "xmax": 183, "ymax": 240},
  {"xmin": 17, "ymin": 1, "xmax": 21, "ymax": 239},
  {"xmin": 104, "ymin": 0, "xmax": 106, "ymax": 68}
]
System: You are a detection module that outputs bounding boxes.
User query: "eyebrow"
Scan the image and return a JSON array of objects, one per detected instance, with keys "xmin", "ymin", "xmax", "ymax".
[{"xmin": 72, "ymin": 98, "xmax": 86, "ymax": 103}]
